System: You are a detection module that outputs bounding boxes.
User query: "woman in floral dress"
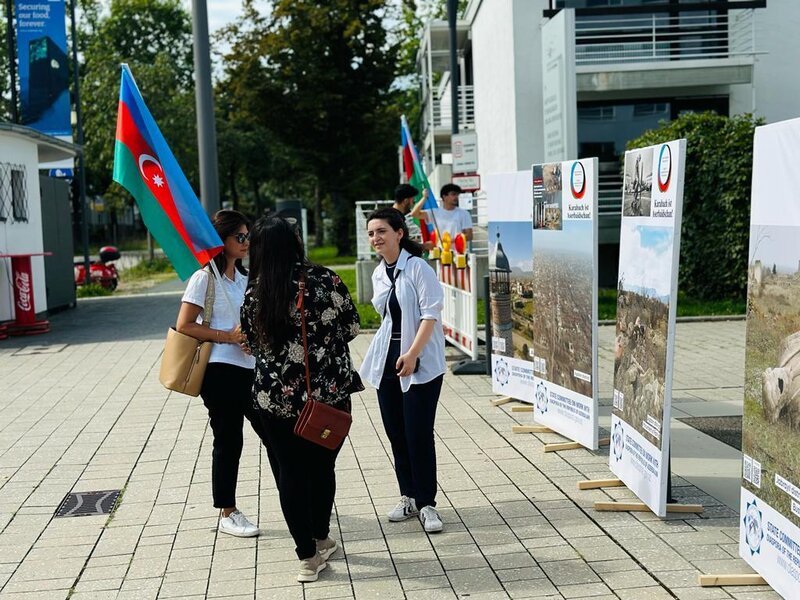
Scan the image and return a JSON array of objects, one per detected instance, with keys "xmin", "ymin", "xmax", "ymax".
[{"xmin": 240, "ymin": 216, "xmax": 362, "ymax": 583}]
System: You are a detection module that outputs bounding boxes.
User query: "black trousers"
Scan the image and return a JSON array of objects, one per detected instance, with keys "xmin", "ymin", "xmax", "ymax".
[
  {"xmin": 259, "ymin": 415, "xmax": 341, "ymax": 560},
  {"xmin": 377, "ymin": 340, "xmax": 443, "ymax": 509},
  {"xmin": 200, "ymin": 362, "xmax": 275, "ymax": 509}
]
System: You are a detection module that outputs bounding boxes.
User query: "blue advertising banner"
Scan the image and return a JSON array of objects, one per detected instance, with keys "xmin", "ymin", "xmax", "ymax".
[{"xmin": 15, "ymin": 0, "xmax": 71, "ymax": 136}]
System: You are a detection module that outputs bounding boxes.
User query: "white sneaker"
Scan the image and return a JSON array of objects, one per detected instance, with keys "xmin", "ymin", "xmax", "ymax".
[
  {"xmin": 316, "ymin": 536, "xmax": 338, "ymax": 560},
  {"xmin": 218, "ymin": 510, "xmax": 260, "ymax": 538},
  {"xmin": 297, "ymin": 551, "xmax": 327, "ymax": 582},
  {"xmin": 420, "ymin": 506, "xmax": 443, "ymax": 533},
  {"xmin": 387, "ymin": 496, "xmax": 419, "ymax": 522}
]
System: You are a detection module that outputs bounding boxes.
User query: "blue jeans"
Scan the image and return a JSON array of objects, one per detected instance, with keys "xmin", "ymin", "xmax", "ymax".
[{"xmin": 377, "ymin": 341, "xmax": 443, "ymax": 509}]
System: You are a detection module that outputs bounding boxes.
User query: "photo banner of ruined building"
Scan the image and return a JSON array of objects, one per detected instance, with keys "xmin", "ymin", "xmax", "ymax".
[
  {"xmin": 740, "ymin": 117, "xmax": 800, "ymax": 600},
  {"xmin": 531, "ymin": 158, "xmax": 599, "ymax": 450},
  {"xmin": 487, "ymin": 170, "xmax": 535, "ymax": 403},
  {"xmin": 610, "ymin": 139, "xmax": 686, "ymax": 517}
]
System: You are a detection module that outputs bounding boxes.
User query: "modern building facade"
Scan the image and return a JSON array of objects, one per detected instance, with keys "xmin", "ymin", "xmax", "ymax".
[{"xmin": 417, "ymin": 0, "xmax": 799, "ymax": 285}]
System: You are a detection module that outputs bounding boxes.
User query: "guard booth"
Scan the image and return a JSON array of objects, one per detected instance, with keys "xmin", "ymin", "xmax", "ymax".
[{"xmin": 0, "ymin": 123, "xmax": 80, "ymax": 333}]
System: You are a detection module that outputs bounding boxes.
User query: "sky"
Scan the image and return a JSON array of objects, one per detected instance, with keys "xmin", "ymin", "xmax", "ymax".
[
  {"xmin": 182, "ymin": 0, "xmax": 245, "ymax": 35},
  {"xmin": 618, "ymin": 222, "xmax": 674, "ymax": 298},
  {"xmin": 489, "ymin": 222, "xmax": 533, "ymax": 274}
]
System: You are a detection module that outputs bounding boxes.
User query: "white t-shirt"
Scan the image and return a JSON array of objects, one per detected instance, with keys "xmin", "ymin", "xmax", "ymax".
[
  {"xmin": 182, "ymin": 268, "xmax": 255, "ymax": 370},
  {"xmin": 428, "ymin": 207, "xmax": 472, "ymax": 241}
]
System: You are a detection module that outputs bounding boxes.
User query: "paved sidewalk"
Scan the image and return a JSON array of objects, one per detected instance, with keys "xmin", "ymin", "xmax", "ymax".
[{"xmin": 0, "ymin": 292, "xmax": 779, "ymax": 599}]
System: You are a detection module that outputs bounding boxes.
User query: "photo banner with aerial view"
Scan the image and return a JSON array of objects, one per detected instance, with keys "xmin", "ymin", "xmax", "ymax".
[
  {"xmin": 531, "ymin": 158, "xmax": 599, "ymax": 450},
  {"xmin": 609, "ymin": 139, "xmax": 686, "ymax": 517},
  {"xmin": 488, "ymin": 171, "xmax": 535, "ymax": 402},
  {"xmin": 739, "ymin": 117, "xmax": 800, "ymax": 600}
]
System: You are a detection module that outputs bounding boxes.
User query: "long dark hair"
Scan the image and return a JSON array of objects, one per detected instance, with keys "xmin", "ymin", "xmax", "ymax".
[
  {"xmin": 249, "ymin": 216, "xmax": 309, "ymax": 348},
  {"xmin": 366, "ymin": 208, "xmax": 424, "ymax": 258},
  {"xmin": 211, "ymin": 209, "xmax": 249, "ymax": 276}
]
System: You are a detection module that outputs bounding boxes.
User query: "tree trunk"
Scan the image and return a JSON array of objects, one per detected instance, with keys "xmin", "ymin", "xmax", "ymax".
[
  {"xmin": 314, "ymin": 182, "xmax": 323, "ymax": 248},
  {"xmin": 330, "ymin": 190, "xmax": 352, "ymax": 256}
]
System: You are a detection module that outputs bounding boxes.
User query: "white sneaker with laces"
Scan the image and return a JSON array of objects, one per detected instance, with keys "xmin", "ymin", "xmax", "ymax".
[
  {"xmin": 387, "ymin": 496, "xmax": 419, "ymax": 522},
  {"xmin": 218, "ymin": 510, "xmax": 260, "ymax": 538},
  {"xmin": 419, "ymin": 506, "xmax": 443, "ymax": 533},
  {"xmin": 297, "ymin": 551, "xmax": 327, "ymax": 582}
]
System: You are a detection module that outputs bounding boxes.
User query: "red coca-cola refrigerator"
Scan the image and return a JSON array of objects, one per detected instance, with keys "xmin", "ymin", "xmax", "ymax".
[{"xmin": 0, "ymin": 253, "xmax": 52, "ymax": 336}]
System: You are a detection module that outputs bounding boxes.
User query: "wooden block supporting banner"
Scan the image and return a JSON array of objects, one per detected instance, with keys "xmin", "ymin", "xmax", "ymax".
[
  {"xmin": 543, "ymin": 437, "xmax": 609, "ymax": 453},
  {"xmin": 511, "ymin": 405, "xmax": 534, "ymax": 413},
  {"xmin": 594, "ymin": 501, "xmax": 704, "ymax": 514},
  {"xmin": 512, "ymin": 425, "xmax": 553, "ymax": 434},
  {"xmin": 577, "ymin": 478, "xmax": 623, "ymax": 490},
  {"xmin": 698, "ymin": 574, "xmax": 766, "ymax": 587},
  {"xmin": 491, "ymin": 397, "xmax": 514, "ymax": 407}
]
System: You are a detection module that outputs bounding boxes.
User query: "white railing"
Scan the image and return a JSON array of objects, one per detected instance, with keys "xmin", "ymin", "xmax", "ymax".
[
  {"xmin": 574, "ymin": 10, "xmax": 755, "ymax": 65},
  {"xmin": 427, "ymin": 85, "xmax": 475, "ymax": 131}
]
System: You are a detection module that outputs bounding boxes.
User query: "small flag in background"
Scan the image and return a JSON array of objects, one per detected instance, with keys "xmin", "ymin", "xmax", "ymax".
[
  {"xmin": 401, "ymin": 115, "xmax": 437, "ymax": 242},
  {"xmin": 113, "ymin": 65, "xmax": 223, "ymax": 280}
]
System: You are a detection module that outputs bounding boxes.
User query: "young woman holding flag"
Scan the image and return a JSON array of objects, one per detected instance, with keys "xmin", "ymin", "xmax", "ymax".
[{"xmin": 176, "ymin": 209, "xmax": 270, "ymax": 538}]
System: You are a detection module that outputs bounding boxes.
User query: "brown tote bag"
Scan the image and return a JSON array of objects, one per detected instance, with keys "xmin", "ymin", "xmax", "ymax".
[
  {"xmin": 293, "ymin": 275, "xmax": 353, "ymax": 450},
  {"xmin": 159, "ymin": 270, "xmax": 215, "ymax": 397}
]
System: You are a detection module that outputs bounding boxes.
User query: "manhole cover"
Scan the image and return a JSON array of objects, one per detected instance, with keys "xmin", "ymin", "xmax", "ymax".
[
  {"xmin": 55, "ymin": 490, "xmax": 121, "ymax": 518},
  {"xmin": 13, "ymin": 344, "xmax": 68, "ymax": 356}
]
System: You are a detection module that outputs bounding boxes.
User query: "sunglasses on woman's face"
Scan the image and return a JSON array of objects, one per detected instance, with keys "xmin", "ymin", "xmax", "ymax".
[{"xmin": 231, "ymin": 232, "xmax": 250, "ymax": 244}]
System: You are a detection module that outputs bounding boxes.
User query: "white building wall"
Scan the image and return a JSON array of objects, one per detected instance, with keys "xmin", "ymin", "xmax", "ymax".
[
  {"xmin": 471, "ymin": 0, "xmax": 518, "ymax": 177},
  {"xmin": 513, "ymin": 0, "xmax": 548, "ymax": 170},
  {"xmin": 0, "ymin": 135, "xmax": 47, "ymax": 322},
  {"xmin": 729, "ymin": 3, "xmax": 800, "ymax": 124}
]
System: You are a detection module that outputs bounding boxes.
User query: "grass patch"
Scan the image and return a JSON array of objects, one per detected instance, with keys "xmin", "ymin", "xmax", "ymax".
[
  {"xmin": 309, "ymin": 245, "xmax": 356, "ymax": 266},
  {"xmin": 76, "ymin": 283, "xmax": 113, "ymax": 298},
  {"xmin": 123, "ymin": 257, "xmax": 175, "ymax": 281},
  {"xmin": 598, "ymin": 288, "xmax": 745, "ymax": 321}
]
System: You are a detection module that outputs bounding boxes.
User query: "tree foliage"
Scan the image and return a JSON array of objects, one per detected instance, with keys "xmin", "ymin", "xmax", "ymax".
[
  {"xmin": 80, "ymin": 0, "xmax": 197, "ymax": 212},
  {"xmin": 627, "ymin": 112, "xmax": 763, "ymax": 301},
  {"xmin": 220, "ymin": 0, "xmax": 401, "ymax": 253}
]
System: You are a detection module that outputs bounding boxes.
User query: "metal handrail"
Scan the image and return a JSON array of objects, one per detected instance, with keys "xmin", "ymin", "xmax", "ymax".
[{"xmin": 574, "ymin": 9, "xmax": 755, "ymax": 65}]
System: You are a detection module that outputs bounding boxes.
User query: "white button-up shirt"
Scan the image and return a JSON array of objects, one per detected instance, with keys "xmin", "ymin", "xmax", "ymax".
[{"xmin": 359, "ymin": 249, "xmax": 446, "ymax": 392}]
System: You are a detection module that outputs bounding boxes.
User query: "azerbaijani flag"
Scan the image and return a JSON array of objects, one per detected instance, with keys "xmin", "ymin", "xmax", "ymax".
[
  {"xmin": 113, "ymin": 65, "xmax": 223, "ymax": 280},
  {"xmin": 401, "ymin": 115, "xmax": 437, "ymax": 242}
]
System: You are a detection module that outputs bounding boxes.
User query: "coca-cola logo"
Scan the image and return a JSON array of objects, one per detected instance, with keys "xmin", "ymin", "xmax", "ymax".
[{"xmin": 15, "ymin": 271, "xmax": 32, "ymax": 313}]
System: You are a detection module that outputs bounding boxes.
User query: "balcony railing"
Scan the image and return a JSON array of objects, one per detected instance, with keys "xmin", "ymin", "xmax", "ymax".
[
  {"xmin": 574, "ymin": 10, "xmax": 755, "ymax": 65},
  {"xmin": 422, "ymin": 85, "xmax": 475, "ymax": 134}
]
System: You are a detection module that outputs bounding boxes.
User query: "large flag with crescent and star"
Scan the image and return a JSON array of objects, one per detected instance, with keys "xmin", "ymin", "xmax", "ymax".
[
  {"xmin": 401, "ymin": 115, "xmax": 437, "ymax": 243},
  {"xmin": 113, "ymin": 64, "xmax": 223, "ymax": 280}
]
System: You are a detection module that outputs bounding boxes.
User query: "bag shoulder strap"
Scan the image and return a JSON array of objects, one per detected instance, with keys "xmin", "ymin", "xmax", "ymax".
[
  {"xmin": 296, "ymin": 272, "xmax": 312, "ymax": 402},
  {"xmin": 201, "ymin": 268, "xmax": 215, "ymax": 326}
]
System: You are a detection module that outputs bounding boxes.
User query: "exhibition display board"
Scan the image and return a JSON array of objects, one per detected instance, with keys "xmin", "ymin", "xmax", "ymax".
[
  {"xmin": 739, "ymin": 118, "xmax": 800, "ymax": 599},
  {"xmin": 609, "ymin": 139, "xmax": 686, "ymax": 517},
  {"xmin": 488, "ymin": 171, "xmax": 535, "ymax": 402},
  {"xmin": 531, "ymin": 159, "xmax": 599, "ymax": 450}
]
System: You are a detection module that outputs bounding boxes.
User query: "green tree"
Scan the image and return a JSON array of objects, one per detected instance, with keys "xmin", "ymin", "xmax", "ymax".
[
  {"xmin": 221, "ymin": 0, "xmax": 400, "ymax": 254},
  {"xmin": 628, "ymin": 112, "xmax": 763, "ymax": 301},
  {"xmin": 80, "ymin": 0, "xmax": 197, "ymax": 214}
]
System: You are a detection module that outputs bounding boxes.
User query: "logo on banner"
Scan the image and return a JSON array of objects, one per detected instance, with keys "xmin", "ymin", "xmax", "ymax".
[
  {"xmin": 570, "ymin": 161, "xmax": 586, "ymax": 199},
  {"xmin": 15, "ymin": 271, "xmax": 32, "ymax": 313},
  {"xmin": 743, "ymin": 500, "xmax": 764, "ymax": 556},
  {"xmin": 535, "ymin": 382, "xmax": 548, "ymax": 413},
  {"xmin": 657, "ymin": 144, "xmax": 672, "ymax": 192},
  {"xmin": 612, "ymin": 422, "xmax": 625, "ymax": 462},
  {"xmin": 494, "ymin": 358, "xmax": 510, "ymax": 386}
]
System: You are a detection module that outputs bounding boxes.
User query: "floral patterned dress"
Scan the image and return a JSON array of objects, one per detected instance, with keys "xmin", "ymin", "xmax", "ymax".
[{"xmin": 240, "ymin": 264, "xmax": 363, "ymax": 419}]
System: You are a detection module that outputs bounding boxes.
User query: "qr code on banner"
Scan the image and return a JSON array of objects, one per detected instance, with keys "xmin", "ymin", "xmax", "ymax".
[
  {"xmin": 613, "ymin": 389, "xmax": 624, "ymax": 411},
  {"xmin": 743, "ymin": 454, "xmax": 753, "ymax": 483},
  {"xmin": 752, "ymin": 459, "xmax": 762, "ymax": 489}
]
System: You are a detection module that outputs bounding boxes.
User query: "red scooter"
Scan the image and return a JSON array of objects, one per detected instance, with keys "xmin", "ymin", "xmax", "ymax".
[{"xmin": 74, "ymin": 246, "xmax": 121, "ymax": 290}]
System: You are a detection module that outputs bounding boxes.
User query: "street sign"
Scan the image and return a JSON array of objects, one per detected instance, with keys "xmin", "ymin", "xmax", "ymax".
[
  {"xmin": 452, "ymin": 173, "xmax": 481, "ymax": 192},
  {"xmin": 452, "ymin": 131, "xmax": 478, "ymax": 173}
]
